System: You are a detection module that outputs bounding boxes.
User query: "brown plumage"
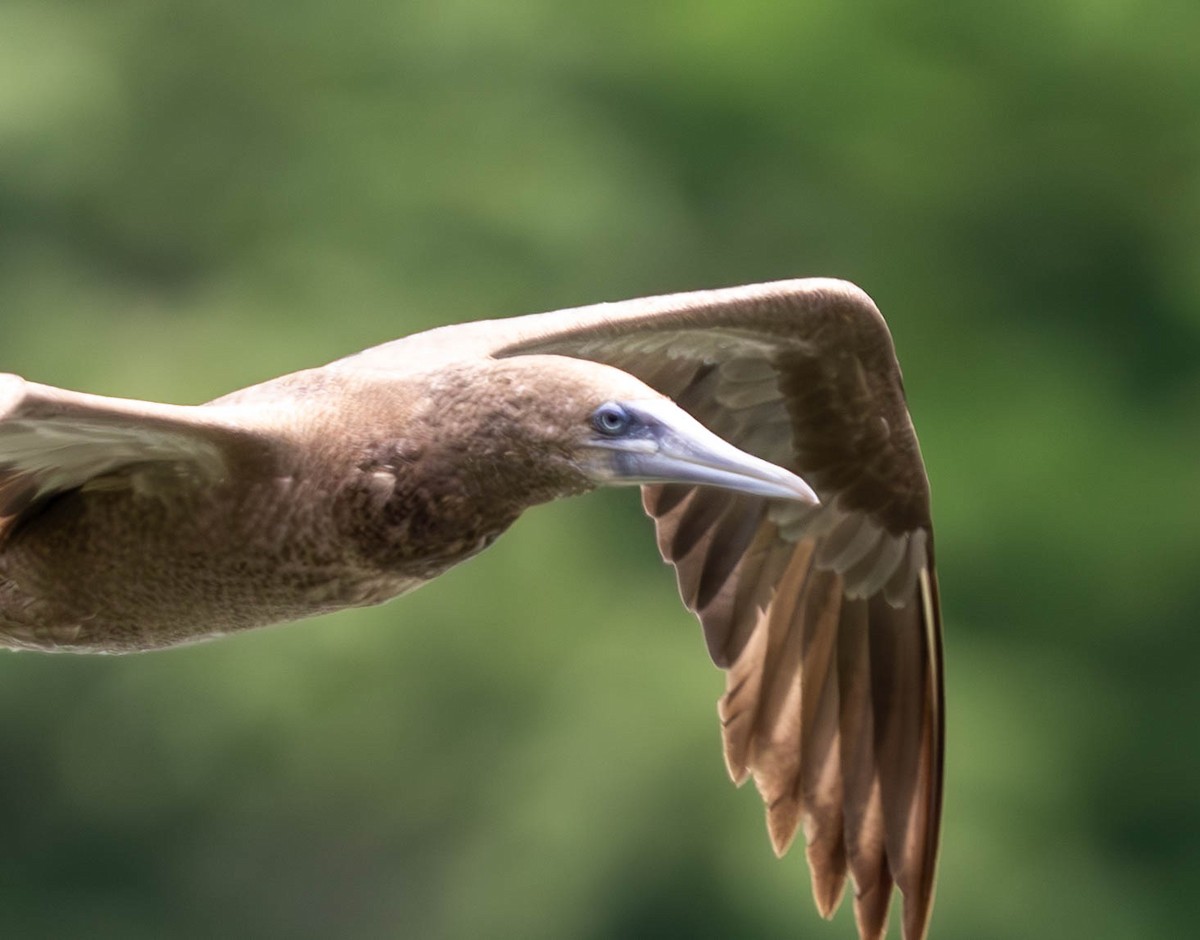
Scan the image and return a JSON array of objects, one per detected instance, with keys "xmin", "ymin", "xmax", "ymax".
[{"xmin": 0, "ymin": 278, "xmax": 942, "ymax": 939}]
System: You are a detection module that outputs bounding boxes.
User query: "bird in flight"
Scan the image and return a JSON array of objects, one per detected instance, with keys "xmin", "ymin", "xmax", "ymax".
[{"xmin": 0, "ymin": 279, "xmax": 942, "ymax": 939}]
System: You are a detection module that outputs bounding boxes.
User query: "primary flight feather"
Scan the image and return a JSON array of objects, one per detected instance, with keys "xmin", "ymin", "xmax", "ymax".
[{"xmin": 0, "ymin": 279, "xmax": 942, "ymax": 939}]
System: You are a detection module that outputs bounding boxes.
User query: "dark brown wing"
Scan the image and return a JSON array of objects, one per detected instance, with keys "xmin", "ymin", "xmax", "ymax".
[{"xmin": 464, "ymin": 279, "xmax": 942, "ymax": 940}]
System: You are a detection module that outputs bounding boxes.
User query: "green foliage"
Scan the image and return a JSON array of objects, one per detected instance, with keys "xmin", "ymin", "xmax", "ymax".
[{"xmin": 1, "ymin": 1, "xmax": 1196, "ymax": 937}]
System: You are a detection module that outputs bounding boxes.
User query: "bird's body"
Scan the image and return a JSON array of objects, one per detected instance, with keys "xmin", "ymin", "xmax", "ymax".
[
  {"xmin": 0, "ymin": 279, "xmax": 943, "ymax": 940},
  {"xmin": 0, "ymin": 358, "xmax": 639, "ymax": 648}
]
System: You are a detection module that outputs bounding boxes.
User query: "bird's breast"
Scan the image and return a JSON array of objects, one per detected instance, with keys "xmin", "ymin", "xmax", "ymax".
[{"xmin": 334, "ymin": 457, "xmax": 519, "ymax": 583}]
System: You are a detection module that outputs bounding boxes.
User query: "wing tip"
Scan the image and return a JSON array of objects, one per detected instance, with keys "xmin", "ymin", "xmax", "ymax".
[
  {"xmin": 723, "ymin": 752, "xmax": 750, "ymax": 787},
  {"xmin": 853, "ymin": 878, "xmax": 894, "ymax": 940},
  {"xmin": 901, "ymin": 891, "xmax": 935, "ymax": 940},
  {"xmin": 807, "ymin": 856, "xmax": 847, "ymax": 920},
  {"xmin": 765, "ymin": 797, "xmax": 802, "ymax": 857}
]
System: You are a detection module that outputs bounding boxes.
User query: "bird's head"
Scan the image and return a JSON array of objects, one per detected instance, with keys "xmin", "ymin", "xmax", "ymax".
[{"xmin": 440, "ymin": 355, "xmax": 818, "ymax": 506}]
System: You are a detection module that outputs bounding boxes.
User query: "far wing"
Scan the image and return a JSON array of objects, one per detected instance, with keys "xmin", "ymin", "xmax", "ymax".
[
  {"xmin": 478, "ymin": 279, "xmax": 942, "ymax": 940},
  {"xmin": 0, "ymin": 374, "xmax": 272, "ymax": 540}
]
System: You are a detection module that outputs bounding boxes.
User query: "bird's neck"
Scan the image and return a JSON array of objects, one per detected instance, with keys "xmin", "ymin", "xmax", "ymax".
[{"xmin": 334, "ymin": 374, "xmax": 591, "ymax": 581}]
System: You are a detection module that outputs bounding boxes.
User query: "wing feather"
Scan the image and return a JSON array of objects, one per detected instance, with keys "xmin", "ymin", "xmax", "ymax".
[
  {"xmin": 799, "ymin": 572, "xmax": 849, "ymax": 916},
  {"xmin": 0, "ymin": 374, "xmax": 274, "ymax": 540}
]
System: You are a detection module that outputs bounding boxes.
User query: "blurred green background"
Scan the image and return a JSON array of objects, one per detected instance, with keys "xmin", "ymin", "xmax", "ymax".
[{"xmin": 2, "ymin": 2, "xmax": 1198, "ymax": 937}]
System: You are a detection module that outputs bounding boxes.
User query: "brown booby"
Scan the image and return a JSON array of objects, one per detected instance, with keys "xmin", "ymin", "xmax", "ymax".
[{"xmin": 0, "ymin": 278, "xmax": 941, "ymax": 940}]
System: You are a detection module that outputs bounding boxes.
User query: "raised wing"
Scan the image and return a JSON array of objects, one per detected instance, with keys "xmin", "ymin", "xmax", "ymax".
[
  {"xmin": 0, "ymin": 374, "xmax": 271, "ymax": 541},
  {"xmin": 469, "ymin": 279, "xmax": 942, "ymax": 940}
]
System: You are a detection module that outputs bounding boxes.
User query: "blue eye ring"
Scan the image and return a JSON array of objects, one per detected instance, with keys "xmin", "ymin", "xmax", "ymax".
[{"xmin": 592, "ymin": 402, "xmax": 630, "ymax": 436}]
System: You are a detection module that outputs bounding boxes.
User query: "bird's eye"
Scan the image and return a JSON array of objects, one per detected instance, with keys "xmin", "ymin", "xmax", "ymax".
[{"xmin": 592, "ymin": 402, "xmax": 631, "ymax": 436}]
